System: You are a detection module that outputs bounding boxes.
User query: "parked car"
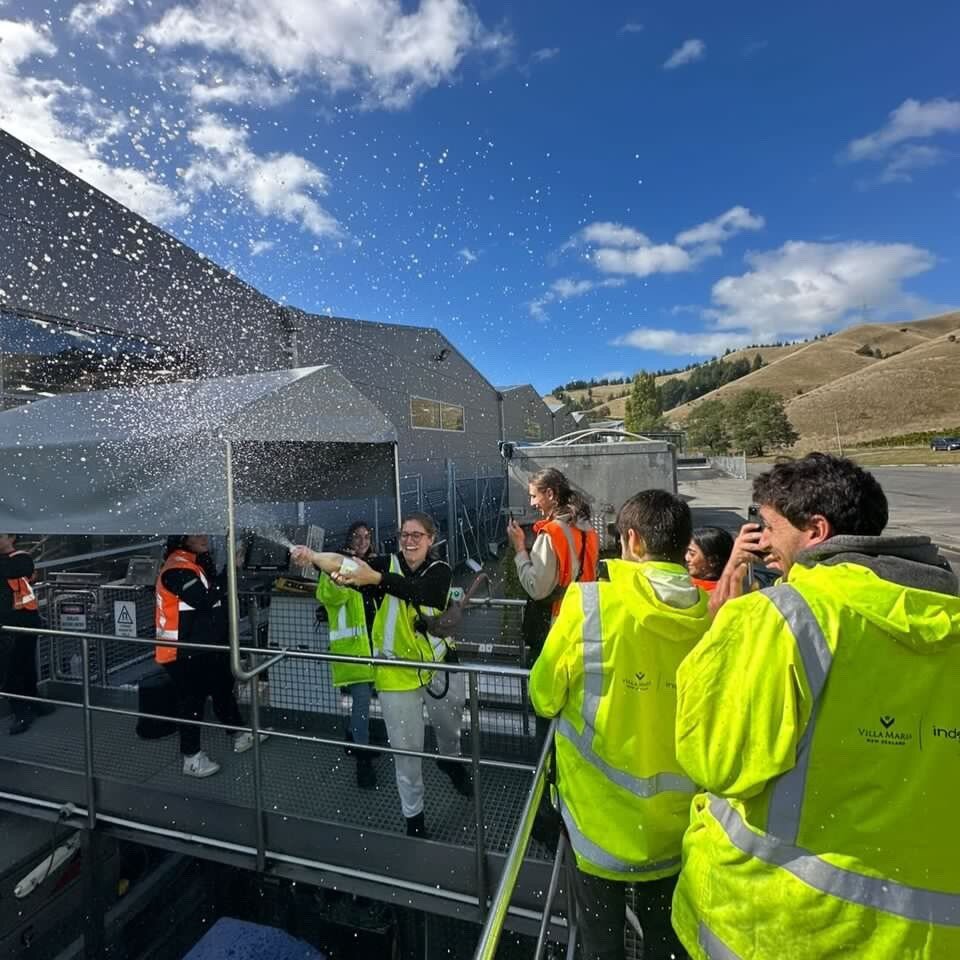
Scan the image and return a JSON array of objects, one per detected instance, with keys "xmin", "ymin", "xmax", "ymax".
[{"xmin": 930, "ymin": 437, "xmax": 960, "ymax": 451}]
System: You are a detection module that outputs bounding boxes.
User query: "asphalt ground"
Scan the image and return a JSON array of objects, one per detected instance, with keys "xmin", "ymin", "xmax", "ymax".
[{"xmin": 682, "ymin": 464, "xmax": 960, "ymax": 563}]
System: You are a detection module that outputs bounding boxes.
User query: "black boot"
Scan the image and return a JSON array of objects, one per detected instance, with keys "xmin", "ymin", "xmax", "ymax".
[
  {"xmin": 405, "ymin": 812, "xmax": 428, "ymax": 838},
  {"xmin": 437, "ymin": 759, "xmax": 473, "ymax": 797},
  {"xmin": 9, "ymin": 714, "xmax": 33, "ymax": 736},
  {"xmin": 356, "ymin": 754, "xmax": 377, "ymax": 790}
]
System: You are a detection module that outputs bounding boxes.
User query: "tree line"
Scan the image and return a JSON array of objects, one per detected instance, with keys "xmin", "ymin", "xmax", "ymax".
[{"xmin": 624, "ymin": 371, "xmax": 798, "ymax": 457}]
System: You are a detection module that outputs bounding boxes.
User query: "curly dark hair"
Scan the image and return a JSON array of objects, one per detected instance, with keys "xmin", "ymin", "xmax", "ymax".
[{"xmin": 752, "ymin": 453, "xmax": 888, "ymax": 536}]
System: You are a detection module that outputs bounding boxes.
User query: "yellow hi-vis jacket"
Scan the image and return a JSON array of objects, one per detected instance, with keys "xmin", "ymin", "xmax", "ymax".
[
  {"xmin": 530, "ymin": 560, "xmax": 711, "ymax": 882},
  {"xmin": 371, "ymin": 555, "xmax": 451, "ymax": 693},
  {"xmin": 314, "ymin": 573, "xmax": 375, "ymax": 688},
  {"xmin": 673, "ymin": 561, "xmax": 960, "ymax": 960}
]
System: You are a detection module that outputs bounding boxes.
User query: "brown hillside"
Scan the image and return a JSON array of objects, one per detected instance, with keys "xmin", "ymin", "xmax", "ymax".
[
  {"xmin": 786, "ymin": 328, "xmax": 960, "ymax": 449},
  {"xmin": 667, "ymin": 312, "xmax": 960, "ymax": 424},
  {"xmin": 555, "ymin": 342, "xmax": 806, "ymax": 418}
]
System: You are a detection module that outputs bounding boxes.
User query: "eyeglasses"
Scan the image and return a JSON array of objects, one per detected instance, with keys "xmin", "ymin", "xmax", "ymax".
[{"xmin": 399, "ymin": 531, "xmax": 428, "ymax": 542}]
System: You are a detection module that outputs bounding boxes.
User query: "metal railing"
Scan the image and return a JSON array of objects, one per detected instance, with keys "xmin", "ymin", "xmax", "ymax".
[
  {"xmin": 473, "ymin": 718, "xmax": 577, "ymax": 960},
  {"xmin": 2, "ymin": 621, "xmax": 548, "ymax": 917}
]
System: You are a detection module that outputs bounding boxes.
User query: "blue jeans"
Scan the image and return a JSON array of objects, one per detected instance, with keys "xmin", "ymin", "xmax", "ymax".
[{"xmin": 349, "ymin": 682, "xmax": 373, "ymax": 745}]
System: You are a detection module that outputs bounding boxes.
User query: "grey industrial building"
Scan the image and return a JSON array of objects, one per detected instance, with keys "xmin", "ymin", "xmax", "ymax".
[{"xmin": 0, "ymin": 130, "xmax": 571, "ymax": 549}]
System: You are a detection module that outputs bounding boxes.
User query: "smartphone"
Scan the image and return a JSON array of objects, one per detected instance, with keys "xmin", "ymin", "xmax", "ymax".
[{"xmin": 745, "ymin": 504, "xmax": 763, "ymax": 586}]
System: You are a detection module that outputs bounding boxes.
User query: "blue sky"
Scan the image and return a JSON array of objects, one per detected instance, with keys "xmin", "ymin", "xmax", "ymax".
[{"xmin": 1, "ymin": 1, "xmax": 958, "ymax": 392}]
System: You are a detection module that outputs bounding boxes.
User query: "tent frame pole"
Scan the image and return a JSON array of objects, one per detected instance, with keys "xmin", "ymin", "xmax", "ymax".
[
  {"xmin": 393, "ymin": 442, "xmax": 403, "ymax": 539},
  {"xmin": 225, "ymin": 439, "xmax": 283, "ymax": 683}
]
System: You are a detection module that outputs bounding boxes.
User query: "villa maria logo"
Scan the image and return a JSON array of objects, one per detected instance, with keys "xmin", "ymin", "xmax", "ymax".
[
  {"xmin": 622, "ymin": 670, "xmax": 651, "ymax": 693},
  {"xmin": 858, "ymin": 715, "xmax": 914, "ymax": 747}
]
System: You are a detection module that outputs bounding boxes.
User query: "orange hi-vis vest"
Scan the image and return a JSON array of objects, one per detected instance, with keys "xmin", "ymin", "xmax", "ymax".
[
  {"xmin": 534, "ymin": 517, "xmax": 600, "ymax": 615},
  {"xmin": 5, "ymin": 551, "xmax": 38, "ymax": 612},
  {"xmin": 155, "ymin": 550, "xmax": 209, "ymax": 664}
]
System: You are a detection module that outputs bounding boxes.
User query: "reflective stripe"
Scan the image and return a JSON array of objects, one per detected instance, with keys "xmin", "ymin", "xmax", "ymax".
[
  {"xmin": 330, "ymin": 626, "xmax": 363, "ymax": 642},
  {"xmin": 560, "ymin": 583, "xmax": 696, "ymax": 793},
  {"xmin": 559, "ymin": 798, "xmax": 680, "ymax": 876},
  {"xmin": 157, "ymin": 629, "xmax": 178, "ymax": 640},
  {"xmin": 558, "ymin": 718, "xmax": 696, "ymax": 797},
  {"xmin": 698, "ymin": 921, "xmax": 741, "ymax": 959},
  {"xmin": 710, "ymin": 795, "xmax": 960, "ymax": 927},
  {"xmin": 555, "ymin": 519, "xmax": 580, "ymax": 583},
  {"xmin": 764, "ymin": 585, "xmax": 834, "ymax": 843},
  {"xmin": 580, "ymin": 582, "xmax": 604, "ymax": 727}
]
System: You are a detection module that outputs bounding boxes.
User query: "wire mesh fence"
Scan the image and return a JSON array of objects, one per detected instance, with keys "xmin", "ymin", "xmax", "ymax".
[{"xmin": 33, "ymin": 582, "xmax": 536, "ymax": 763}]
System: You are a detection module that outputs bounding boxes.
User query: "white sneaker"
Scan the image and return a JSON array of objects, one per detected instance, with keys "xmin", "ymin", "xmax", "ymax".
[
  {"xmin": 233, "ymin": 731, "xmax": 269, "ymax": 754},
  {"xmin": 182, "ymin": 751, "xmax": 221, "ymax": 778}
]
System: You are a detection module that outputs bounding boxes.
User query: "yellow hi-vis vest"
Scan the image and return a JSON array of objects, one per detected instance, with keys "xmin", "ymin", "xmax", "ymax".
[
  {"xmin": 371, "ymin": 555, "xmax": 450, "ymax": 693},
  {"xmin": 673, "ymin": 561, "xmax": 960, "ymax": 960},
  {"xmin": 314, "ymin": 573, "xmax": 375, "ymax": 688},
  {"xmin": 530, "ymin": 560, "xmax": 711, "ymax": 882}
]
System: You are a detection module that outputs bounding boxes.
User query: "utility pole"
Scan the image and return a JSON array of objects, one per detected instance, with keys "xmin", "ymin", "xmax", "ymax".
[{"xmin": 834, "ymin": 411, "xmax": 844, "ymax": 457}]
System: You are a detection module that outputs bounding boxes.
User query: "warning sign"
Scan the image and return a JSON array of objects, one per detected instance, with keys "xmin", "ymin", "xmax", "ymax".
[
  {"xmin": 114, "ymin": 600, "xmax": 137, "ymax": 638},
  {"xmin": 59, "ymin": 602, "xmax": 87, "ymax": 632}
]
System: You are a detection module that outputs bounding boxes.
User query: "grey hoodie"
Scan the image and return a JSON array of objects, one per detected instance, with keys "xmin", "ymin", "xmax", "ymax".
[{"xmin": 795, "ymin": 534, "xmax": 958, "ymax": 596}]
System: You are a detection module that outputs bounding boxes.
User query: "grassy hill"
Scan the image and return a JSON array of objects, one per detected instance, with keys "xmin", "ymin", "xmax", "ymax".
[
  {"xmin": 786, "ymin": 326, "xmax": 960, "ymax": 449},
  {"xmin": 552, "ymin": 343, "xmax": 807, "ymax": 420},
  {"xmin": 546, "ymin": 311, "xmax": 960, "ymax": 447}
]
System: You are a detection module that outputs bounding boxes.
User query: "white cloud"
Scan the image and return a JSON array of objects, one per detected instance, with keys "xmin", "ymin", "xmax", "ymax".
[
  {"xmin": 708, "ymin": 240, "xmax": 935, "ymax": 336},
  {"xmin": 528, "ymin": 276, "xmax": 624, "ymax": 320},
  {"xmin": 567, "ymin": 206, "xmax": 763, "ymax": 281},
  {"xmin": 846, "ymin": 97, "xmax": 960, "ymax": 161},
  {"xmin": 595, "ymin": 244, "xmax": 692, "ymax": 277},
  {"xmin": 615, "ymin": 239, "xmax": 936, "ymax": 357},
  {"xmin": 531, "ymin": 47, "xmax": 560, "ymax": 63},
  {"xmin": 580, "ymin": 221, "xmax": 650, "ymax": 248},
  {"xmin": 675, "ymin": 205, "xmax": 765, "ymax": 249},
  {"xmin": 619, "ymin": 23, "xmax": 644, "ymax": 35},
  {"xmin": 458, "ymin": 247, "xmax": 478, "ymax": 263},
  {"xmin": 0, "ymin": 17, "xmax": 187, "ymax": 224},
  {"xmin": 614, "ymin": 329, "xmax": 754, "ymax": 356},
  {"xmin": 183, "ymin": 114, "xmax": 341, "ymax": 237},
  {"xmin": 879, "ymin": 144, "xmax": 947, "ymax": 183},
  {"xmin": 145, "ymin": 0, "xmax": 509, "ymax": 109},
  {"xmin": 67, "ymin": 0, "xmax": 124, "ymax": 32},
  {"xmin": 190, "ymin": 70, "xmax": 295, "ymax": 107},
  {"xmin": 663, "ymin": 38, "xmax": 705, "ymax": 70},
  {"xmin": 249, "ymin": 239, "xmax": 275, "ymax": 255}
]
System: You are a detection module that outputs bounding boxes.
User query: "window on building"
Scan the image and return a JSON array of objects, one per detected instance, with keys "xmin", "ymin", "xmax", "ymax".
[
  {"xmin": 411, "ymin": 396, "xmax": 441, "ymax": 429},
  {"xmin": 440, "ymin": 401, "xmax": 465, "ymax": 432},
  {"xmin": 411, "ymin": 396, "xmax": 465, "ymax": 431}
]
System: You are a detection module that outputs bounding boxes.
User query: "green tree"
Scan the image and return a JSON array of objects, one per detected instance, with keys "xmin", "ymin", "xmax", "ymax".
[
  {"xmin": 685, "ymin": 399, "xmax": 732, "ymax": 454},
  {"xmin": 751, "ymin": 352, "xmax": 764, "ymax": 371},
  {"xmin": 659, "ymin": 377, "xmax": 687, "ymax": 411},
  {"xmin": 729, "ymin": 389, "xmax": 799, "ymax": 456},
  {"xmin": 624, "ymin": 372, "xmax": 664, "ymax": 433}
]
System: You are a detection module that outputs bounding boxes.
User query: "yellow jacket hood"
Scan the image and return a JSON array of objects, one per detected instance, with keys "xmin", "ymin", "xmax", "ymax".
[{"xmin": 791, "ymin": 536, "xmax": 960, "ymax": 653}]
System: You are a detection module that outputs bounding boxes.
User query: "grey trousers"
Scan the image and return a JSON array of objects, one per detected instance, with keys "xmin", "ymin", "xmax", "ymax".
[{"xmin": 379, "ymin": 674, "xmax": 466, "ymax": 818}]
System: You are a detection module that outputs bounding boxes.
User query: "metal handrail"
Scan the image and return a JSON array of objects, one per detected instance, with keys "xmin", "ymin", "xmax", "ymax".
[
  {"xmin": 3, "ymin": 618, "xmax": 541, "ymax": 901},
  {"xmin": 474, "ymin": 719, "xmax": 557, "ymax": 960},
  {"xmin": 9, "ymin": 622, "xmax": 533, "ymax": 678}
]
